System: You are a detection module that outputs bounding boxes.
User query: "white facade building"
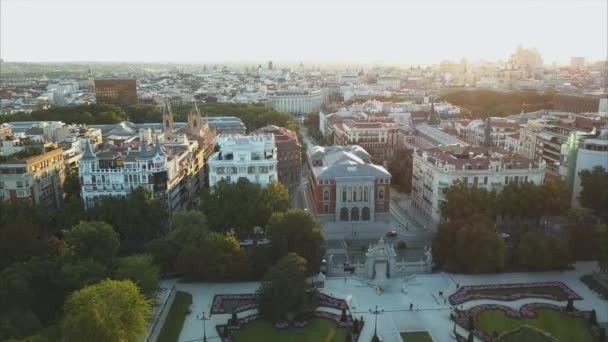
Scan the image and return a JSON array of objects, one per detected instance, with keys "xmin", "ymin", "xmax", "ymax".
[
  {"xmin": 411, "ymin": 145, "xmax": 546, "ymax": 227},
  {"xmin": 268, "ymin": 89, "xmax": 324, "ymax": 114},
  {"xmin": 208, "ymin": 134, "xmax": 278, "ymax": 188}
]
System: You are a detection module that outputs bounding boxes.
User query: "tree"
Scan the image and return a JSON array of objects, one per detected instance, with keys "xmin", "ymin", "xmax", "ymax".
[
  {"xmin": 64, "ymin": 221, "xmax": 119, "ymax": 263},
  {"xmin": 387, "ymin": 148, "xmax": 413, "ymax": 193},
  {"xmin": 62, "ymin": 171, "xmax": 81, "ymax": 202},
  {"xmin": 441, "ymin": 181, "xmax": 496, "ymax": 221},
  {"xmin": 515, "ymin": 232, "xmax": 569, "ymax": 270},
  {"xmin": 267, "ymin": 209, "xmax": 325, "ymax": 273},
  {"xmin": 578, "ymin": 166, "xmax": 608, "ymax": 219},
  {"xmin": 597, "ymin": 225, "xmax": 608, "ymax": 272},
  {"xmin": 88, "ymin": 187, "xmax": 168, "ymax": 244},
  {"xmin": 61, "ymin": 259, "xmax": 109, "ymax": 290},
  {"xmin": 263, "ymin": 181, "xmax": 289, "ymax": 215},
  {"xmin": 257, "ymin": 253, "xmax": 319, "ymax": 321},
  {"xmin": 455, "ymin": 219, "xmax": 505, "ymax": 273},
  {"xmin": 61, "ymin": 279, "xmax": 151, "ymax": 342},
  {"xmin": 202, "ymin": 178, "xmax": 288, "ymax": 235},
  {"xmin": 114, "ymin": 255, "xmax": 160, "ymax": 298},
  {"xmin": 567, "ymin": 208, "xmax": 600, "ymax": 261},
  {"xmin": 538, "ymin": 179, "xmax": 570, "ymax": 218}
]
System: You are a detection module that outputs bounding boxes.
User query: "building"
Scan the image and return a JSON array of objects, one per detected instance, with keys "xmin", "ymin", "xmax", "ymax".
[
  {"xmin": 255, "ymin": 125, "xmax": 301, "ymax": 188},
  {"xmin": 208, "ymin": 134, "xmax": 278, "ymax": 188},
  {"xmin": 307, "ymin": 145, "xmax": 391, "ymax": 222},
  {"xmin": 462, "ymin": 118, "xmax": 520, "ymax": 148},
  {"xmin": 411, "ymin": 145, "xmax": 545, "ymax": 227},
  {"xmin": 0, "ymin": 148, "xmax": 66, "ymax": 210},
  {"xmin": 333, "ymin": 119, "xmax": 399, "ymax": 162},
  {"xmin": 559, "ymin": 128, "xmax": 608, "ymax": 207},
  {"xmin": 268, "ymin": 89, "xmax": 324, "ymax": 114},
  {"xmin": 94, "ymin": 78, "xmax": 138, "ymax": 106},
  {"xmin": 570, "ymin": 57, "xmax": 585, "ymax": 69},
  {"xmin": 415, "ymin": 123, "xmax": 469, "ymax": 149},
  {"xmin": 79, "ymin": 103, "xmax": 216, "ymax": 212}
]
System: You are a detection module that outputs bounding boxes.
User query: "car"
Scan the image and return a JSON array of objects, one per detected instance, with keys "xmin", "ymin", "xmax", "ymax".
[
  {"xmin": 257, "ymin": 238, "xmax": 271, "ymax": 246},
  {"xmin": 385, "ymin": 230, "xmax": 398, "ymax": 237},
  {"xmin": 239, "ymin": 239, "xmax": 254, "ymax": 247},
  {"xmin": 501, "ymin": 233, "xmax": 511, "ymax": 239}
]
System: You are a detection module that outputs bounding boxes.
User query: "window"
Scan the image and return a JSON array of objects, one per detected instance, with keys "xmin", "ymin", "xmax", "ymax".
[
  {"xmin": 378, "ymin": 189, "xmax": 384, "ymax": 200},
  {"xmin": 484, "ymin": 176, "xmax": 488, "ymax": 185},
  {"xmin": 462, "ymin": 177, "xmax": 468, "ymax": 184},
  {"xmin": 323, "ymin": 204, "xmax": 330, "ymax": 213},
  {"xmin": 505, "ymin": 176, "xmax": 509, "ymax": 184},
  {"xmin": 342, "ymin": 190, "xmax": 347, "ymax": 202},
  {"xmin": 16, "ymin": 181, "xmax": 23, "ymax": 188},
  {"xmin": 473, "ymin": 177, "xmax": 478, "ymax": 185},
  {"xmin": 364, "ymin": 187, "xmax": 368, "ymax": 201},
  {"xmin": 323, "ymin": 190, "xmax": 330, "ymax": 201},
  {"xmin": 352, "ymin": 190, "xmax": 357, "ymax": 202}
]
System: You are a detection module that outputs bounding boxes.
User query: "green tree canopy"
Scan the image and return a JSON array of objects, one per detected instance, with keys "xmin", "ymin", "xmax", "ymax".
[
  {"xmin": 64, "ymin": 221, "xmax": 119, "ymax": 263},
  {"xmin": 387, "ymin": 148, "xmax": 414, "ymax": 193},
  {"xmin": 578, "ymin": 166, "xmax": 608, "ymax": 219},
  {"xmin": 440, "ymin": 181, "xmax": 496, "ymax": 221},
  {"xmin": 515, "ymin": 232, "xmax": 570, "ymax": 270},
  {"xmin": 257, "ymin": 253, "xmax": 319, "ymax": 321},
  {"xmin": 455, "ymin": 219, "xmax": 505, "ymax": 273},
  {"xmin": 267, "ymin": 209, "xmax": 325, "ymax": 273},
  {"xmin": 61, "ymin": 279, "xmax": 152, "ymax": 342},
  {"xmin": 114, "ymin": 254, "xmax": 160, "ymax": 298},
  {"xmin": 88, "ymin": 187, "xmax": 168, "ymax": 244},
  {"xmin": 202, "ymin": 178, "xmax": 289, "ymax": 235}
]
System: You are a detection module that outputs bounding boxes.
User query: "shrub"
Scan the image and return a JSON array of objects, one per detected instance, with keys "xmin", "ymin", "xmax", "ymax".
[
  {"xmin": 397, "ymin": 241, "xmax": 407, "ymax": 250},
  {"xmin": 566, "ymin": 298, "xmax": 574, "ymax": 312}
]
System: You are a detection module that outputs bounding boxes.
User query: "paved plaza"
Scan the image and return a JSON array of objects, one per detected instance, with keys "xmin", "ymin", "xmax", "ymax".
[{"xmin": 158, "ymin": 261, "xmax": 607, "ymax": 342}]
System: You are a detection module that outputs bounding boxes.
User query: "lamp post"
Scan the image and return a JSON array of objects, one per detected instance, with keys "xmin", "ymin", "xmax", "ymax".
[
  {"xmin": 196, "ymin": 311, "xmax": 209, "ymax": 342},
  {"xmin": 369, "ymin": 305, "xmax": 384, "ymax": 341}
]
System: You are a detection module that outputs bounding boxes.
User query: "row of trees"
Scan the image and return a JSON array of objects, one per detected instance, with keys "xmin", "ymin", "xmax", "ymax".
[
  {"xmin": 388, "ymin": 148, "xmax": 414, "ymax": 193},
  {"xmin": 432, "ymin": 180, "xmax": 577, "ymax": 273},
  {"xmin": 0, "ymin": 102, "xmax": 300, "ymax": 132},
  {"xmin": 442, "ymin": 89, "xmax": 554, "ymax": 119}
]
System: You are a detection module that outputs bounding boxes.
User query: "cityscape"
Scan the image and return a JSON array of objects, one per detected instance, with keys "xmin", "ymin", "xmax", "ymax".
[{"xmin": 0, "ymin": 0, "xmax": 607, "ymax": 342}]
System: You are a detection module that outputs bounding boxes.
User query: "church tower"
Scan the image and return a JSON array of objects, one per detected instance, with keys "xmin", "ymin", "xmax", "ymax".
[
  {"xmin": 187, "ymin": 100, "xmax": 204, "ymax": 137},
  {"xmin": 161, "ymin": 99, "xmax": 174, "ymax": 135}
]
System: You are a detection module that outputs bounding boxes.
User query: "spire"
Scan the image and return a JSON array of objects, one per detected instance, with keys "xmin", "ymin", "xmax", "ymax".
[
  {"xmin": 139, "ymin": 139, "xmax": 148, "ymax": 154},
  {"xmin": 82, "ymin": 139, "xmax": 96, "ymax": 160},
  {"xmin": 152, "ymin": 136, "xmax": 166, "ymax": 156}
]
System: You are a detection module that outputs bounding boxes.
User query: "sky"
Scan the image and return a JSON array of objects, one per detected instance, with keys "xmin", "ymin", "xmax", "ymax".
[{"xmin": 1, "ymin": 0, "xmax": 607, "ymax": 64}]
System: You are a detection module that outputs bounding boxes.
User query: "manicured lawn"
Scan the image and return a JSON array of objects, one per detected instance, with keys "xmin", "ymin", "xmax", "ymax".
[
  {"xmin": 476, "ymin": 308, "xmax": 594, "ymax": 342},
  {"xmin": 581, "ymin": 275, "xmax": 608, "ymax": 299},
  {"xmin": 234, "ymin": 318, "xmax": 349, "ymax": 342},
  {"xmin": 157, "ymin": 291, "xmax": 193, "ymax": 342},
  {"xmin": 400, "ymin": 331, "xmax": 433, "ymax": 342},
  {"xmin": 469, "ymin": 286, "xmax": 570, "ymax": 300}
]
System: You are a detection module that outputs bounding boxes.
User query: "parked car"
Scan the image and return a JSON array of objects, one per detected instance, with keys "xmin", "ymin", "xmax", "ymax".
[
  {"xmin": 385, "ymin": 230, "xmax": 398, "ymax": 237},
  {"xmin": 239, "ymin": 239, "xmax": 254, "ymax": 247},
  {"xmin": 257, "ymin": 238, "xmax": 271, "ymax": 246}
]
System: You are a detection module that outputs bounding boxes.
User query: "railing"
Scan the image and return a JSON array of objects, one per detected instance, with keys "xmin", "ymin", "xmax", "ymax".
[{"xmin": 145, "ymin": 284, "xmax": 176, "ymax": 342}]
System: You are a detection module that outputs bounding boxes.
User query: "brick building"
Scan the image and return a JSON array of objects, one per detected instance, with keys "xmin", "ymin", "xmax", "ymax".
[
  {"xmin": 255, "ymin": 125, "xmax": 302, "ymax": 188},
  {"xmin": 307, "ymin": 145, "xmax": 391, "ymax": 222}
]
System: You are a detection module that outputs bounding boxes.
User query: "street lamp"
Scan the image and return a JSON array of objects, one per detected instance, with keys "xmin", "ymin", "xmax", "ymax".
[
  {"xmin": 196, "ymin": 311, "xmax": 210, "ymax": 342},
  {"xmin": 369, "ymin": 305, "xmax": 384, "ymax": 341}
]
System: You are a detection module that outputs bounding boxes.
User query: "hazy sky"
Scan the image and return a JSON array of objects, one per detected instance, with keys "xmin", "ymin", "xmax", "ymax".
[{"xmin": 1, "ymin": 0, "xmax": 607, "ymax": 64}]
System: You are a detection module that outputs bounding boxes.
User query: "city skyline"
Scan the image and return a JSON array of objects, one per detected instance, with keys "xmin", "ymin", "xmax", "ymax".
[{"xmin": 1, "ymin": 0, "xmax": 607, "ymax": 64}]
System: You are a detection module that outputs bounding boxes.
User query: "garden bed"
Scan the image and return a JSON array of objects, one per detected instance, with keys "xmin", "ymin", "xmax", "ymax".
[
  {"xmin": 400, "ymin": 331, "xmax": 433, "ymax": 341},
  {"xmin": 448, "ymin": 282, "xmax": 581, "ymax": 305},
  {"xmin": 452, "ymin": 303, "xmax": 599, "ymax": 342},
  {"xmin": 211, "ymin": 294, "xmax": 258, "ymax": 314}
]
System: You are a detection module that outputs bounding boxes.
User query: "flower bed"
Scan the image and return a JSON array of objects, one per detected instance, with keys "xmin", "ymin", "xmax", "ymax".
[
  {"xmin": 211, "ymin": 294, "xmax": 258, "ymax": 314},
  {"xmin": 214, "ymin": 294, "xmax": 361, "ymax": 342},
  {"xmin": 318, "ymin": 293, "xmax": 348, "ymax": 310},
  {"xmin": 448, "ymin": 282, "xmax": 581, "ymax": 305},
  {"xmin": 451, "ymin": 303, "xmax": 600, "ymax": 342}
]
